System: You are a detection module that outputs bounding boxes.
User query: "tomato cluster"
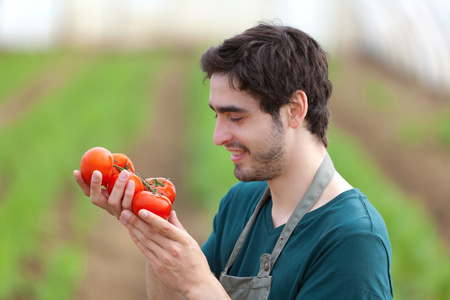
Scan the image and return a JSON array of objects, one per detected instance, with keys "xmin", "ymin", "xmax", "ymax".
[{"xmin": 80, "ymin": 147, "xmax": 175, "ymax": 219}]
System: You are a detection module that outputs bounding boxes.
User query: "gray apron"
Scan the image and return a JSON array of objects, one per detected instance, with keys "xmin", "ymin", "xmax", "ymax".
[{"xmin": 219, "ymin": 153, "xmax": 335, "ymax": 300}]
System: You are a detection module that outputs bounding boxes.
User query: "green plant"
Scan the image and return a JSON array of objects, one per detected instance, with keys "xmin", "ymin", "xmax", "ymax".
[
  {"xmin": 0, "ymin": 52, "xmax": 56, "ymax": 104},
  {"xmin": 397, "ymin": 117, "xmax": 427, "ymax": 147},
  {"xmin": 434, "ymin": 109, "xmax": 450, "ymax": 148},
  {"xmin": 0, "ymin": 51, "xmax": 170, "ymax": 299}
]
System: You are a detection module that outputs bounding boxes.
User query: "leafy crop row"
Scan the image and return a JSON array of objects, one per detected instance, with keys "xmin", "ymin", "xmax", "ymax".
[
  {"xmin": 0, "ymin": 52, "xmax": 169, "ymax": 299},
  {"xmin": 1, "ymin": 50, "xmax": 448, "ymax": 300}
]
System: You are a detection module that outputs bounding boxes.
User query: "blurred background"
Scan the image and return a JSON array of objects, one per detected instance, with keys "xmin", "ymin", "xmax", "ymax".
[{"xmin": 0, "ymin": 0, "xmax": 449, "ymax": 299}]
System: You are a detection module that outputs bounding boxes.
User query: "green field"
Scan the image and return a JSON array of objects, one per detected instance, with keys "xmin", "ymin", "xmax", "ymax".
[
  {"xmin": 0, "ymin": 51, "xmax": 171, "ymax": 299},
  {"xmin": 0, "ymin": 51, "xmax": 449, "ymax": 299}
]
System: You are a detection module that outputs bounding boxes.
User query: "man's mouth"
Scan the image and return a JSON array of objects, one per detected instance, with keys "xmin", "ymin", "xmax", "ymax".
[
  {"xmin": 229, "ymin": 149, "xmax": 247, "ymax": 162},
  {"xmin": 225, "ymin": 142, "xmax": 249, "ymax": 162}
]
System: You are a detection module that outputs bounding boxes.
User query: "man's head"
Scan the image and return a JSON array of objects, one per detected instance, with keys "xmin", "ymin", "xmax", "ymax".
[{"xmin": 201, "ymin": 21, "xmax": 333, "ymax": 147}]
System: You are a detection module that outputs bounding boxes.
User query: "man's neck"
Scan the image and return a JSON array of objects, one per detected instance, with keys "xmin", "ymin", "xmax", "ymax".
[{"xmin": 267, "ymin": 142, "xmax": 326, "ymax": 227}]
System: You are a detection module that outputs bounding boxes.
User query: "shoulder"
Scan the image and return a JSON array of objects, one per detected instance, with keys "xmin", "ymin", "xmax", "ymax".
[
  {"xmin": 297, "ymin": 189, "xmax": 393, "ymax": 298},
  {"xmin": 311, "ymin": 189, "xmax": 389, "ymax": 237},
  {"xmin": 303, "ymin": 188, "xmax": 392, "ymax": 273},
  {"xmin": 343, "ymin": 189, "xmax": 390, "ymax": 242}
]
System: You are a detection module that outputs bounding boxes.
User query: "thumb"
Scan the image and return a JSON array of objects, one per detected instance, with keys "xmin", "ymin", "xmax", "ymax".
[{"xmin": 167, "ymin": 210, "xmax": 187, "ymax": 233}]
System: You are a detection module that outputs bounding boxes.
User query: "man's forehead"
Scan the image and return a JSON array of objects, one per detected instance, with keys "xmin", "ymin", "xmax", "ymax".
[
  {"xmin": 209, "ymin": 89, "xmax": 258, "ymax": 115},
  {"xmin": 209, "ymin": 74, "xmax": 258, "ymax": 107},
  {"xmin": 210, "ymin": 73, "xmax": 233, "ymax": 89}
]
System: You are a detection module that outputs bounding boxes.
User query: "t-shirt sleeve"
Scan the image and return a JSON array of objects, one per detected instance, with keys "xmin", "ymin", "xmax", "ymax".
[{"xmin": 296, "ymin": 232, "xmax": 393, "ymax": 299}]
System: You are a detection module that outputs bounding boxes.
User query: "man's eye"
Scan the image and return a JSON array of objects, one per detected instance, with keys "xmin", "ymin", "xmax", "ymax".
[{"xmin": 230, "ymin": 117, "xmax": 243, "ymax": 123}]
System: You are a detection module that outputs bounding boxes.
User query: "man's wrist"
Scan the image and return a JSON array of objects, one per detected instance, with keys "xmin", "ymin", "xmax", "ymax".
[{"xmin": 183, "ymin": 273, "xmax": 230, "ymax": 300}]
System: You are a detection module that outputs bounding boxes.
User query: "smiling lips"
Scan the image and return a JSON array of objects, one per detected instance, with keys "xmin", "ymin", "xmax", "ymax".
[
  {"xmin": 225, "ymin": 142, "xmax": 249, "ymax": 162},
  {"xmin": 229, "ymin": 149, "xmax": 247, "ymax": 162}
]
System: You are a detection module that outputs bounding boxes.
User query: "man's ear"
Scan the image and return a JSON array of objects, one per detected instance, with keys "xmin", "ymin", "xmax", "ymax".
[{"xmin": 288, "ymin": 90, "xmax": 308, "ymax": 129}]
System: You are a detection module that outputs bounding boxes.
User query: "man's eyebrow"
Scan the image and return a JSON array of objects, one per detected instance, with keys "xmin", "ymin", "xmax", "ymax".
[{"xmin": 209, "ymin": 103, "xmax": 249, "ymax": 114}]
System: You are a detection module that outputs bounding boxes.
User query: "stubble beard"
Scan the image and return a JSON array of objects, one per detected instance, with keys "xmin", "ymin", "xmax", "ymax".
[{"xmin": 233, "ymin": 120, "xmax": 287, "ymax": 182}]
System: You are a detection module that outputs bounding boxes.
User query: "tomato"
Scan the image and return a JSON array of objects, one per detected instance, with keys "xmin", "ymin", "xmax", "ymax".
[
  {"xmin": 107, "ymin": 172, "xmax": 145, "ymax": 196},
  {"xmin": 145, "ymin": 178, "xmax": 176, "ymax": 204},
  {"xmin": 80, "ymin": 147, "xmax": 114, "ymax": 186},
  {"xmin": 132, "ymin": 191, "xmax": 172, "ymax": 219},
  {"xmin": 112, "ymin": 153, "xmax": 135, "ymax": 176}
]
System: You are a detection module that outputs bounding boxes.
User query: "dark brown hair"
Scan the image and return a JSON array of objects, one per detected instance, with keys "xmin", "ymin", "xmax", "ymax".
[{"xmin": 200, "ymin": 21, "xmax": 333, "ymax": 147}]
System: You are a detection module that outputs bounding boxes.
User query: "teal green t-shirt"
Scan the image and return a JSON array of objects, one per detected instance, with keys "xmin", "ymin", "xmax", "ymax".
[{"xmin": 202, "ymin": 181, "xmax": 393, "ymax": 299}]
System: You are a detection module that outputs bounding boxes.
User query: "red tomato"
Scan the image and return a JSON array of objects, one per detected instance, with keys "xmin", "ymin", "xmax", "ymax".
[
  {"xmin": 80, "ymin": 147, "xmax": 114, "ymax": 186},
  {"xmin": 112, "ymin": 153, "xmax": 135, "ymax": 176},
  {"xmin": 107, "ymin": 172, "xmax": 145, "ymax": 196},
  {"xmin": 145, "ymin": 178, "xmax": 176, "ymax": 204},
  {"xmin": 132, "ymin": 191, "xmax": 172, "ymax": 219}
]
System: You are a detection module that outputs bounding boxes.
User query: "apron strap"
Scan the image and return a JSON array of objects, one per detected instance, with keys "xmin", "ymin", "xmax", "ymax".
[
  {"xmin": 269, "ymin": 152, "xmax": 335, "ymax": 268},
  {"xmin": 223, "ymin": 187, "xmax": 271, "ymax": 274}
]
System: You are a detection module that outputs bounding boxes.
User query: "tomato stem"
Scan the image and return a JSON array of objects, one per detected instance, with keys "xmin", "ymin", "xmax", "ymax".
[
  {"xmin": 113, "ymin": 164, "xmax": 158, "ymax": 194},
  {"xmin": 113, "ymin": 164, "xmax": 127, "ymax": 172},
  {"xmin": 113, "ymin": 161, "xmax": 132, "ymax": 172},
  {"xmin": 138, "ymin": 173, "xmax": 158, "ymax": 194},
  {"xmin": 148, "ymin": 178, "xmax": 167, "ymax": 187}
]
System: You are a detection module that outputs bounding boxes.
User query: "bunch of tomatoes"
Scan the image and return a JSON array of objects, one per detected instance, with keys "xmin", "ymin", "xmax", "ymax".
[{"xmin": 80, "ymin": 147, "xmax": 175, "ymax": 219}]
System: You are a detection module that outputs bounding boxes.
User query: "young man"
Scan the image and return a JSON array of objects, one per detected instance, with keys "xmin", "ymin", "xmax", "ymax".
[{"xmin": 75, "ymin": 22, "xmax": 393, "ymax": 299}]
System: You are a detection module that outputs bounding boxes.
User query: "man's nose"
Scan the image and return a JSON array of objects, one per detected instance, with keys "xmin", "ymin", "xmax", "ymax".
[{"xmin": 213, "ymin": 117, "xmax": 233, "ymax": 146}]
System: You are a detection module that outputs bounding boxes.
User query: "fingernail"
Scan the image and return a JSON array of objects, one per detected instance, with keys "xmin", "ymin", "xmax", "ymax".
[
  {"xmin": 127, "ymin": 180, "xmax": 135, "ymax": 190},
  {"xmin": 122, "ymin": 210, "xmax": 131, "ymax": 220},
  {"xmin": 139, "ymin": 210, "xmax": 148, "ymax": 218},
  {"xmin": 91, "ymin": 171, "xmax": 101, "ymax": 182},
  {"xmin": 119, "ymin": 170, "xmax": 129, "ymax": 181}
]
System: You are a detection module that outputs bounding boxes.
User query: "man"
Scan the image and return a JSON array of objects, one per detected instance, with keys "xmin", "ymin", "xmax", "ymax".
[{"xmin": 74, "ymin": 22, "xmax": 393, "ymax": 299}]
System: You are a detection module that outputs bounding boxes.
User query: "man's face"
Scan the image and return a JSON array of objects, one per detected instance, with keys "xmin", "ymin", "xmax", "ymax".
[{"xmin": 209, "ymin": 74, "xmax": 288, "ymax": 182}]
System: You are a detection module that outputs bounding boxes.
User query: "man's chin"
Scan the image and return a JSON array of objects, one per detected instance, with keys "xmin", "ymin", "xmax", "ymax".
[
  {"xmin": 234, "ymin": 167, "xmax": 252, "ymax": 182},
  {"xmin": 234, "ymin": 168, "xmax": 267, "ymax": 182},
  {"xmin": 234, "ymin": 164, "xmax": 283, "ymax": 182}
]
